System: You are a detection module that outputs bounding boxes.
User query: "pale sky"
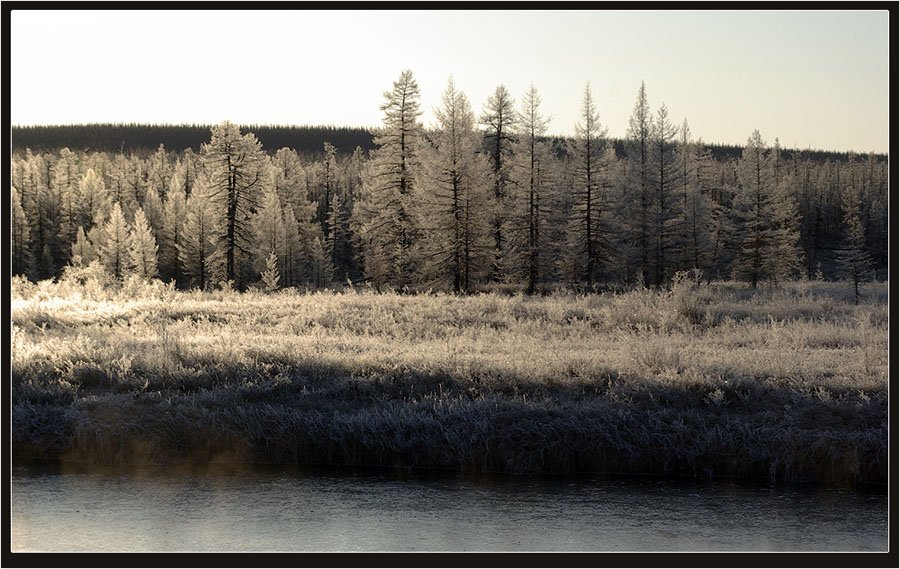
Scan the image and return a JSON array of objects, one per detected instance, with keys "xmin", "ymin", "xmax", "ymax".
[{"xmin": 10, "ymin": 9, "xmax": 890, "ymax": 153}]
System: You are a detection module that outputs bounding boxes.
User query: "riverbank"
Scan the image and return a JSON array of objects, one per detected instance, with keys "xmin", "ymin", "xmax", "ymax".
[{"xmin": 11, "ymin": 277, "xmax": 888, "ymax": 485}]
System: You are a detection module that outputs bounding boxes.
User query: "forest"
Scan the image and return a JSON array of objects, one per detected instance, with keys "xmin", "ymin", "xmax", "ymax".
[{"xmin": 10, "ymin": 71, "xmax": 889, "ymax": 295}]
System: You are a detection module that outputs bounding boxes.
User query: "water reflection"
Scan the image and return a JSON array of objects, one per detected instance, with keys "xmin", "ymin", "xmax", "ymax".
[{"xmin": 11, "ymin": 464, "xmax": 887, "ymax": 552}]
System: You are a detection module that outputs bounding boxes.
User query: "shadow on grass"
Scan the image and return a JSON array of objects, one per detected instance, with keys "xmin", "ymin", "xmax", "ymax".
[{"xmin": 12, "ymin": 358, "xmax": 887, "ymax": 487}]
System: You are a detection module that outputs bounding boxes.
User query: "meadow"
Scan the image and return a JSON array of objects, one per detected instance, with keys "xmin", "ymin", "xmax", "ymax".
[{"xmin": 10, "ymin": 272, "xmax": 889, "ymax": 485}]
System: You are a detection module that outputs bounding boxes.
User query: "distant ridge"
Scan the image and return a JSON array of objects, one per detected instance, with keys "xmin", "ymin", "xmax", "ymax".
[{"xmin": 11, "ymin": 123, "xmax": 883, "ymax": 163}]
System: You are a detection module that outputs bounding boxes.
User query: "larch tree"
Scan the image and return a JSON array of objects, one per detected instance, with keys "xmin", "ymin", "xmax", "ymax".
[
  {"xmin": 53, "ymin": 148, "xmax": 81, "ymax": 253},
  {"xmin": 766, "ymin": 145, "xmax": 804, "ymax": 285},
  {"xmin": 325, "ymin": 148, "xmax": 365, "ymax": 282},
  {"xmin": 271, "ymin": 147, "xmax": 309, "ymax": 221},
  {"xmin": 280, "ymin": 204, "xmax": 306, "ymax": 287},
  {"xmin": 128, "ymin": 207, "xmax": 159, "ymax": 281},
  {"xmin": 650, "ymin": 103, "xmax": 681, "ymax": 287},
  {"xmin": 178, "ymin": 182, "xmax": 225, "ymax": 290},
  {"xmin": 260, "ymin": 249, "xmax": 281, "ymax": 292},
  {"xmin": 141, "ymin": 185, "xmax": 166, "ymax": 237},
  {"xmin": 732, "ymin": 130, "xmax": 802, "ymax": 287},
  {"xmin": 317, "ymin": 142, "xmax": 339, "ymax": 246},
  {"xmin": 105, "ymin": 153, "xmax": 139, "ymax": 218},
  {"xmin": 508, "ymin": 84, "xmax": 555, "ymax": 293},
  {"xmin": 563, "ymin": 82, "xmax": 615, "ymax": 288},
  {"xmin": 479, "ymin": 84, "xmax": 518, "ymax": 281},
  {"xmin": 70, "ymin": 226, "xmax": 97, "ymax": 268},
  {"xmin": 623, "ymin": 81, "xmax": 654, "ymax": 287},
  {"xmin": 144, "ymin": 144, "xmax": 173, "ymax": 201},
  {"xmin": 252, "ymin": 186, "xmax": 288, "ymax": 285},
  {"xmin": 199, "ymin": 121, "xmax": 270, "ymax": 287},
  {"xmin": 837, "ymin": 176, "xmax": 872, "ymax": 304},
  {"xmin": 418, "ymin": 78, "xmax": 493, "ymax": 292},
  {"xmin": 158, "ymin": 174, "xmax": 188, "ymax": 283},
  {"xmin": 675, "ymin": 123, "xmax": 717, "ymax": 276},
  {"xmin": 97, "ymin": 202, "xmax": 131, "ymax": 281},
  {"xmin": 354, "ymin": 69, "xmax": 424, "ymax": 290},
  {"xmin": 78, "ymin": 168, "xmax": 111, "ymax": 232},
  {"xmin": 17, "ymin": 151, "xmax": 59, "ymax": 279},
  {"xmin": 11, "ymin": 186, "xmax": 33, "ymax": 276}
]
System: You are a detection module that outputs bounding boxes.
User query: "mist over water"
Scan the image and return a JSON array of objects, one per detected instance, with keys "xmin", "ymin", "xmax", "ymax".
[{"xmin": 11, "ymin": 465, "xmax": 887, "ymax": 552}]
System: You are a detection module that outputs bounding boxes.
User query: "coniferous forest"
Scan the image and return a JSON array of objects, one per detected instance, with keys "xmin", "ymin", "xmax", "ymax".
[{"xmin": 11, "ymin": 71, "xmax": 888, "ymax": 293}]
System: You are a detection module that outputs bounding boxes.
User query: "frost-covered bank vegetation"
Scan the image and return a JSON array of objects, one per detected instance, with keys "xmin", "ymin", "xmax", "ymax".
[{"xmin": 12, "ymin": 276, "xmax": 888, "ymax": 485}]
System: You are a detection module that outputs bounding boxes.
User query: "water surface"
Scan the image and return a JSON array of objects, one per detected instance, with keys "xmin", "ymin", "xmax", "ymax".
[{"xmin": 11, "ymin": 464, "xmax": 887, "ymax": 552}]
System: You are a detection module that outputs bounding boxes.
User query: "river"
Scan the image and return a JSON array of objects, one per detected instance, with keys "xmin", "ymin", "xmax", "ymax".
[{"xmin": 11, "ymin": 464, "xmax": 887, "ymax": 552}]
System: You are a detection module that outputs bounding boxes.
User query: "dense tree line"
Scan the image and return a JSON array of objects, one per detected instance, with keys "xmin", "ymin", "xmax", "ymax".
[
  {"xmin": 10, "ymin": 71, "xmax": 888, "ymax": 292},
  {"xmin": 11, "ymin": 124, "xmax": 376, "ymax": 157},
  {"xmin": 13, "ymin": 124, "xmax": 871, "ymax": 165}
]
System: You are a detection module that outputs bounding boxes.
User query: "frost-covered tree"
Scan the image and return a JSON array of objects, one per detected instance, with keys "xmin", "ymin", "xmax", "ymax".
[
  {"xmin": 11, "ymin": 186, "xmax": 33, "ymax": 276},
  {"xmin": 650, "ymin": 103, "xmax": 682, "ymax": 286},
  {"xmin": 159, "ymin": 175, "xmax": 188, "ymax": 283},
  {"xmin": 78, "ymin": 168, "xmax": 111, "ymax": 232},
  {"xmin": 271, "ymin": 147, "xmax": 309, "ymax": 221},
  {"xmin": 144, "ymin": 144, "xmax": 173, "ymax": 201},
  {"xmin": 252, "ymin": 186, "xmax": 287, "ymax": 283},
  {"xmin": 675, "ymin": 123, "xmax": 717, "ymax": 276},
  {"xmin": 317, "ymin": 142, "xmax": 339, "ymax": 244},
  {"xmin": 418, "ymin": 78, "xmax": 493, "ymax": 292},
  {"xmin": 260, "ymin": 249, "xmax": 280, "ymax": 292},
  {"xmin": 16, "ymin": 151, "xmax": 59, "ymax": 279},
  {"xmin": 97, "ymin": 202, "xmax": 130, "ymax": 281},
  {"xmin": 70, "ymin": 226, "xmax": 97, "ymax": 268},
  {"xmin": 128, "ymin": 207, "xmax": 159, "ymax": 281},
  {"xmin": 838, "ymin": 176, "xmax": 872, "ymax": 304},
  {"xmin": 281, "ymin": 205, "xmax": 305, "ymax": 287},
  {"xmin": 178, "ymin": 183, "xmax": 225, "ymax": 290},
  {"xmin": 732, "ymin": 130, "xmax": 802, "ymax": 287},
  {"xmin": 563, "ymin": 82, "xmax": 616, "ymax": 287},
  {"xmin": 105, "ymin": 152, "xmax": 139, "ymax": 218},
  {"xmin": 199, "ymin": 121, "xmax": 270, "ymax": 287},
  {"xmin": 623, "ymin": 81, "xmax": 655, "ymax": 287},
  {"xmin": 766, "ymin": 146, "xmax": 804, "ymax": 285},
  {"xmin": 354, "ymin": 70, "xmax": 424, "ymax": 290},
  {"xmin": 507, "ymin": 84, "xmax": 556, "ymax": 293},
  {"xmin": 53, "ymin": 148, "xmax": 81, "ymax": 249},
  {"xmin": 479, "ymin": 84, "xmax": 518, "ymax": 280},
  {"xmin": 141, "ymin": 185, "xmax": 166, "ymax": 237}
]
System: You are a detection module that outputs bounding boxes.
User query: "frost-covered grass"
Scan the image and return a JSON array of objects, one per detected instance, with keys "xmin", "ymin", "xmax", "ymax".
[{"xmin": 11, "ymin": 276, "xmax": 888, "ymax": 485}]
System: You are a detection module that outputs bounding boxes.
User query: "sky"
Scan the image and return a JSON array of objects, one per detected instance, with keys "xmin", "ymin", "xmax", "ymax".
[{"xmin": 10, "ymin": 9, "xmax": 891, "ymax": 153}]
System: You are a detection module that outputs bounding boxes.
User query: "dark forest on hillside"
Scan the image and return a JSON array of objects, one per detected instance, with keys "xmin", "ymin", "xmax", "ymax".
[{"xmin": 11, "ymin": 124, "xmax": 879, "ymax": 164}]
